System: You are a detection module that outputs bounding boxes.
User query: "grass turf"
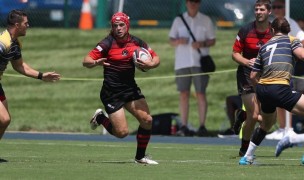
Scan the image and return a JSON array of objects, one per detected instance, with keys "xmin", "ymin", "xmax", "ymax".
[
  {"xmin": 0, "ymin": 138, "xmax": 304, "ymax": 179},
  {"xmin": 0, "ymin": 28, "xmax": 240, "ymax": 134}
]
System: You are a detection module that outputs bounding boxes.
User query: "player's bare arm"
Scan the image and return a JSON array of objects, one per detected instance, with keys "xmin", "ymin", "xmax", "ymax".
[
  {"xmin": 192, "ymin": 39, "xmax": 216, "ymax": 49},
  {"xmin": 169, "ymin": 37, "xmax": 189, "ymax": 47},
  {"xmin": 293, "ymin": 47, "xmax": 304, "ymax": 60},
  {"xmin": 137, "ymin": 55, "xmax": 160, "ymax": 69},
  {"xmin": 11, "ymin": 58, "xmax": 60, "ymax": 82},
  {"xmin": 82, "ymin": 55, "xmax": 109, "ymax": 68},
  {"xmin": 250, "ymin": 71, "xmax": 261, "ymax": 87},
  {"xmin": 232, "ymin": 52, "xmax": 251, "ymax": 67}
]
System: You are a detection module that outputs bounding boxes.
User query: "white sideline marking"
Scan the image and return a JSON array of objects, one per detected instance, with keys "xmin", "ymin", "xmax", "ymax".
[{"xmin": 3, "ymin": 141, "xmax": 304, "ymax": 154}]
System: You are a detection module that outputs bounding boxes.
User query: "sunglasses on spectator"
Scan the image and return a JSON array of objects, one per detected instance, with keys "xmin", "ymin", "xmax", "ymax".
[
  {"xmin": 272, "ymin": 5, "xmax": 285, "ymax": 9},
  {"xmin": 188, "ymin": 0, "xmax": 201, "ymax": 3}
]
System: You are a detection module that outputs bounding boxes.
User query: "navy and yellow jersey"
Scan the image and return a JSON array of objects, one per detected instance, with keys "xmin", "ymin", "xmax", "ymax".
[
  {"xmin": 0, "ymin": 30, "xmax": 22, "ymax": 74},
  {"xmin": 252, "ymin": 35, "xmax": 303, "ymax": 85}
]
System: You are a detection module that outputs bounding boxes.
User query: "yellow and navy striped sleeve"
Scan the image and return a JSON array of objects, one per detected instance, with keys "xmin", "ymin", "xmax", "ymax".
[{"xmin": 256, "ymin": 35, "xmax": 299, "ymax": 85}]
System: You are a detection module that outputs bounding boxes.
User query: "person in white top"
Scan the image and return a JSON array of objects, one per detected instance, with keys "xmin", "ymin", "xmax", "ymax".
[
  {"xmin": 265, "ymin": 0, "xmax": 304, "ymax": 140},
  {"xmin": 169, "ymin": 0, "xmax": 216, "ymax": 136}
]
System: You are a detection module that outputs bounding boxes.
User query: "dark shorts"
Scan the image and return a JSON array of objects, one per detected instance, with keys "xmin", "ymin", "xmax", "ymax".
[
  {"xmin": 236, "ymin": 66, "xmax": 255, "ymax": 95},
  {"xmin": 100, "ymin": 85, "xmax": 145, "ymax": 114},
  {"xmin": 256, "ymin": 84, "xmax": 302, "ymax": 113},
  {"xmin": 292, "ymin": 77, "xmax": 304, "ymax": 93},
  {"xmin": 0, "ymin": 83, "xmax": 6, "ymax": 102},
  {"xmin": 175, "ymin": 67, "xmax": 209, "ymax": 93}
]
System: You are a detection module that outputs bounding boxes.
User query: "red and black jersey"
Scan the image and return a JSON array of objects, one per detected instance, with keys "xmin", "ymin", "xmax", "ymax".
[
  {"xmin": 233, "ymin": 21, "xmax": 272, "ymax": 60},
  {"xmin": 88, "ymin": 34, "xmax": 157, "ymax": 92},
  {"xmin": 232, "ymin": 21, "xmax": 272, "ymax": 95}
]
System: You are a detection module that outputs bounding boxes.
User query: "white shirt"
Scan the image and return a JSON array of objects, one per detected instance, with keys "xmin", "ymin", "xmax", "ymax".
[
  {"xmin": 169, "ymin": 12, "xmax": 215, "ymax": 70},
  {"xmin": 289, "ymin": 18, "xmax": 304, "ymax": 41}
]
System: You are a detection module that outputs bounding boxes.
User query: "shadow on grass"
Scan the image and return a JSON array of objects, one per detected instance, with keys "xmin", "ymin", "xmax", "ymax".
[
  {"xmin": 88, "ymin": 160, "xmax": 133, "ymax": 164},
  {"xmin": 0, "ymin": 158, "xmax": 8, "ymax": 163},
  {"xmin": 229, "ymin": 155, "xmax": 282, "ymax": 159},
  {"xmin": 131, "ymin": 130, "xmax": 221, "ymax": 137},
  {"xmin": 253, "ymin": 163, "xmax": 295, "ymax": 166}
]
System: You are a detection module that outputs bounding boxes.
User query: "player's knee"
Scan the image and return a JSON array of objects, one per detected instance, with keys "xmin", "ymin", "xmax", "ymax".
[
  {"xmin": 180, "ymin": 91, "xmax": 190, "ymax": 99},
  {"xmin": 136, "ymin": 115, "xmax": 153, "ymax": 130},
  {"xmin": 115, "ymin": 129, "xmax": 129, "ymax": 138},
  {"xmin": 252, "ymin": 114, "xmax": 259, "ymax": 121},
  {"xmin": 0, "ymin": 115, "xmax": 11, "ymax": 127},
  {"xmin": 142, "ymin": 115, "xmax": 153, "ymax": 125}
]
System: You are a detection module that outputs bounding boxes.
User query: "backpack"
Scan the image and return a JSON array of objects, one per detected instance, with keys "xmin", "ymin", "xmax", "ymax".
[{"xmin": 151, "ymin": 113, "xmax": 179, "ymax": 135}]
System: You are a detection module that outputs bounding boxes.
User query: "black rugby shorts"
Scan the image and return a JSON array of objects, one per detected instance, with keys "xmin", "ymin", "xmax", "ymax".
[
  {"xmin": 100, "ymin": 86, "xmax": 145, "ymax": 114},
  {"xmin": 256, "ymin": 84, "xmax": 301, "ymax": 113}
]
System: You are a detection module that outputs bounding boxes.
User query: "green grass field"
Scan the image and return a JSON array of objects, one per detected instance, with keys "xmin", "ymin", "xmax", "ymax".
[
  {"xmin": 1, "ymin": 27, "xmax": 302, "ymax": 179},
  {"xmin": 1, "ymin": 28, "xmax": 239, "ymax": 134},
  {"xmin": 1, "ymin": 139, "xmax": 304, "ymax": 179}
]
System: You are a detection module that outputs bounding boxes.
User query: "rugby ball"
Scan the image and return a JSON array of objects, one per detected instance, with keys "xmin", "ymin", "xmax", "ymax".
[{"xmin": 132, "ymin": 47, "xmax": 152, "ymax": 72}]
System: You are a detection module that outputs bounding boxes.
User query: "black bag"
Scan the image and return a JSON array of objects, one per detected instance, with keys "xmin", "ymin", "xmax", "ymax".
[
  {"xmin": 151, "ymin": 113, "xmax": 179, "ymax": 135},
  {"xmin": 179, "ymin": 14, "xmax": 216, "ymax": 73},
  {"xmin": 200, "ymin": 55, "xmax": 216, "ymax": 73},
  {"xmin": 292, "ymin": 114, "xmax": 304, "ymax": 134}
]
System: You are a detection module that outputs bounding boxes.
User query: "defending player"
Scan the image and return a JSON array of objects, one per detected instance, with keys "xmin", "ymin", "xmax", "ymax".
[
  {"xmin": 0, "ymin": 10, "xmax": 60, "ymax": 143},
  {"xmin": 240, "ymin": 17, "xmax": 304, "ymax": 165}
]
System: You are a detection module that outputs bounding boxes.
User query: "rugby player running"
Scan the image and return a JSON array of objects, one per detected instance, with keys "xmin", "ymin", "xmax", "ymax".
[{"xmin": 82, "ymin": 12, "xmax": 160, "ymax": 165}]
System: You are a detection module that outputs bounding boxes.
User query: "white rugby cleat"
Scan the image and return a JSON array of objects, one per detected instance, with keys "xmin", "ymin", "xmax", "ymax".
[
  {"xmin": 135, "ymin": 155, "xmax": 158, "ymax": 165},
  {"xmin": 89, "ymin": 109, "xmax": 103, "ymax": 130}
]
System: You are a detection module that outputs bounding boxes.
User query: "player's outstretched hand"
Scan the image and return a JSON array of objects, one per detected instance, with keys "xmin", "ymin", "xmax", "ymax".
[
  {"xmin": 95, "ymin": 58, "xmax": 110, "ymax": 66},
  {"xmin": 42, "ymin": 72, "xmax": 61, "ymax": 82}
]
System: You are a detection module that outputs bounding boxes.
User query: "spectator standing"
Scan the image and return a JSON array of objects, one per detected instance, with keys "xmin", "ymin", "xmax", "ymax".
[
  {"xmin": 169, "ymin": 0, "xmax": 216, "ymax": 136},
  {"xmin": 217, "ymin": 95, "xmax": 243, "ymax": 138}
]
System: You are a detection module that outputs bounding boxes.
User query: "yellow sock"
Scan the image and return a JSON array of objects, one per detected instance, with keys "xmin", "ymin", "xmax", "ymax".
[{"xmin": 239, "ymin": 104, "xmax": 246, "ymax": 139}]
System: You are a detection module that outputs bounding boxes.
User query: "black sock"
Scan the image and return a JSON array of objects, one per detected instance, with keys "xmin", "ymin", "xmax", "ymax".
[
  {"xmin": 240, "ymin": 139, "xmax": 250, "ymax": 152},
  {"xmin": 135, "ymin": 126, "xmax": 151, "ymax": 160},
  {"xmin": 96, "ymin": 114, "xmax": 113, "ymax": 135},
  {"xmin": 251, "ymin": 127, "xmax": 267, "ymax": 146}
]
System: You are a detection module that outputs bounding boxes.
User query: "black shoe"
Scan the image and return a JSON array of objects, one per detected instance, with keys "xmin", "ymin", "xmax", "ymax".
[
  {"xmin": 176, "ymin": 126, "xmax": 194, "ymax": 137},
  {"xmin": 217, "ymin": 128, "xmax": 236, "ymax": 138},
  {"xmin": 196, "ymin": 125, "xmax": 208, "ymax": 137},
  {"xmin": 0, "ymin": 158, "xmax": 8, "ymax": 163},
  {"xmin": 233, "ymin": 109, "xmax": 246, "ymax": 135}
]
